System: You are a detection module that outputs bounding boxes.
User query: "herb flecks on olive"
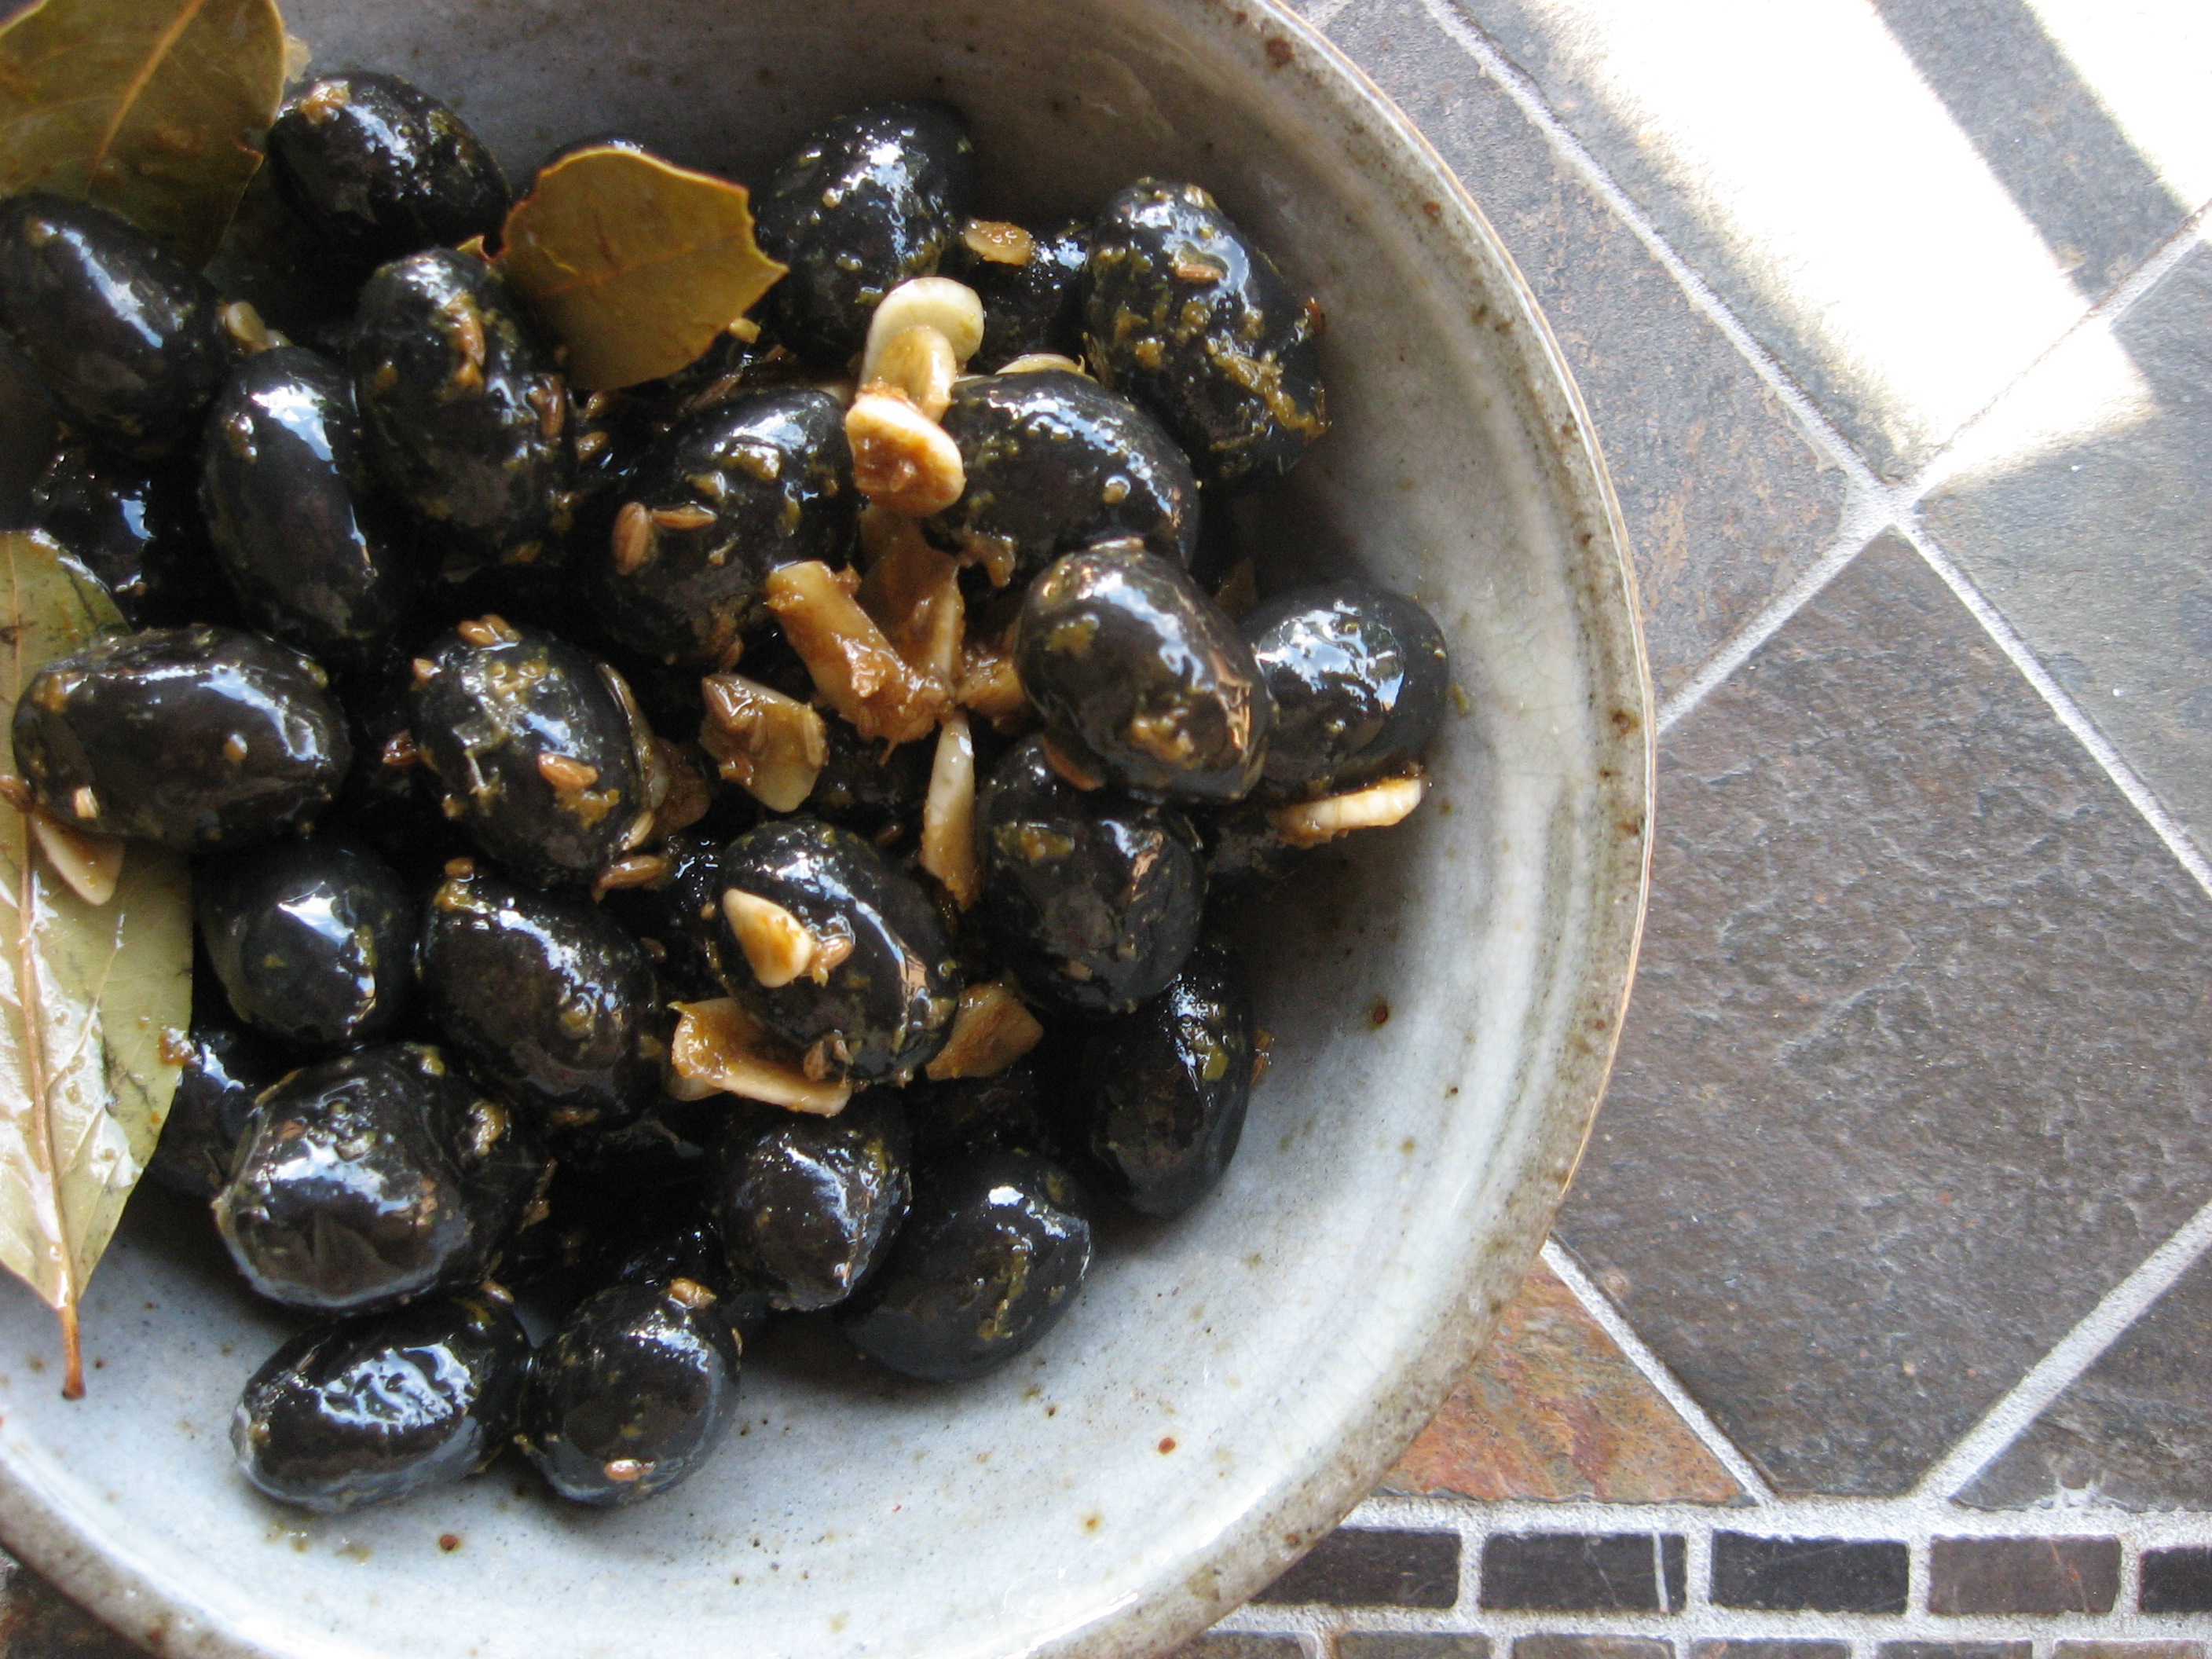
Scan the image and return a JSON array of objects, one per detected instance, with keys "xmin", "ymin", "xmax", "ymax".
[
  {"xmin": 716, "ymin": 1092, "xmax": 910, "ymax": 1311},
  {"xmin": 233, "ymin": 1292, "xmax": 532, "ymax": 1513},
  {"xmin": 1085, "ymin": 180, "xmax": 1328, "ymax": 490},
  {"xmin": 1016, "ymin": 541, "xmax": 1273, "ymax": 804},
  {"xmin": 966, "ymin": 220, "xmax": 1090, "ymax": 372},
  {"xmin": 12, "ymin": 625, "xmax": 351, "ymax": 851},
  {"xmin": 1243, "ymin": 583, "xmax": 1450, "ymax": 798}
]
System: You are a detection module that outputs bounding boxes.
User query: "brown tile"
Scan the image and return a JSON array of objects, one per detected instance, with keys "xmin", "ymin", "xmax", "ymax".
[
  {"xmin": 1382, "ymin": 1262, "xmax": 1741, "ymax": 1504},
  {"xmin": 1554, "ymin": 533, "xmax": 2212, "ymax": 1494},
  {"xmin": 1695, "ymin": 1646, "xmax": 1848, "ymax": 1659},
  {"xmin": 1516, "ymin": 1640, "xmax": 1672, "ymax": 1659},
  {"xmin": 1320, "ymin": 0, "xmax": 1848, "ymax": 698},
  {"xmin": 1880, "ymin": 1646, "xmax": 2031, "ymax": 1659},
  {"xmin": 1170, "ymin": 1639, "xmax": 1304, "ymax": 1659},
  {"xmin": 1481, "ymin": 1535, "xmax": 1685, "ymax": 1613},
  {"xmin": 2138, "ymin": 1547, "xmax": 2212, "ymax": 1614},
  {"xmin": 0, "ymin": 1557, "xmax": 142, "ymax": 1659},
  {"xmin": 1342, "ymin": 1639, "xmax": 1492, "ymax": 1659},
  {"xmin": 1929, "ymin": 1536, "xmax": 2120, "ymax": 1615},
  {"xmin": 2053, "ymin": 1646, "xmax": 2207, "ymax": 1659},
  {"xmin": 1254, "ymin": 1531, "xmax": 1460, "ymax": 1609},
  {"xmin": 1711, "ymin": 1535, "xmax": 1909, "ymax": 1613}
]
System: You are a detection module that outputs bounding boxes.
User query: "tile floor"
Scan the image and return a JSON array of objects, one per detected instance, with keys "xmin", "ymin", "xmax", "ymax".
[{"xmin": 4, "ymin": 0, "xmax": 2209, "ymax": 1654}]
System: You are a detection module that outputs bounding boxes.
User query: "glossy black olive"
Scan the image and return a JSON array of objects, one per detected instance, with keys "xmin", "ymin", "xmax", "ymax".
[
  {"xmin": 0, "ymin": 194, "xmax": 227, "ymax": 455},
  {"xmin": 327, "ymin": 663, "xmax": 463, "ymax": 880},
  {"xmin": 588, "ymin": 388, "xmax": 856, "ymax": 668},
  {"xmin": 350, "ymin": 249, "xmax": 569, "ymax": 580},
  {"xmin": 804, "ymin": 720, "xmax": 931, "ymax": 841},
  {"xmin": 406, "ymin": 619, "xmax": 644, "ymax": 886},
  {"xmin": 519, "ymin": 1283, "xmax": 742, "ymax": 1506},
  {"xmin": 1084, "ymin": 180, "xmax": 1328, "ymax": 489},
  {"xmin": 197, "ymin": 838, "xmax": 415, "ymax": 1049},
  {"xmin": 755, "ymin": 101, "xmax": 976, "ymax": 364},
  {"xmin": 976, "ymin": 735, "xmax": 1205, "ymax": 1014},
  {"xmin": 266, "ymin": 74, "xmax": 512, "ymax": 273},
  {"xmin": 232, "ymin": 1291, "xmax": 532, "ymax": 1512},
  {"xmin": 1016, "ymin": 542, "xmax": 1273, "ymax": 804},
  {"xmin": 1243, "ymin": 582, "xmax": 1451, "ymax": 797},
  {"xmin": 714, "ymin": 1093, "xmax": 910, "ymax": 1312},
  {"xmin": 1069, "ymin": 946, "xmax": 1251, "ymax": 1217},
  {"xmin": 905, "ymin": 1059, "xmax": 1058, "ymax": 1167},
  {"xmin": 596, "ymin": 833, "xmax": 727, "ymax": 1000},
  {"xmin": 599, "ymin": 1210, "xmax": 774, "ymax": 1342},
  {"xmin": 967, "ymin": 221, "xmax": 1090, "ymax": 372},
  {"xmin": 13, "ymin": 625, "xmax": 351, "ymax": 850},
  {"xmin": 30, "ymin": 443, "xmax": 218, "ymax": 626},
  {"xmin": 715, "ymin": 819, "xmax": 958, "ymax": 1082},
  {"xmin": 1195, "ymin": 800, "xmax": 1311, "ymax": 897},
  {"xmin": 417, "ymin": 863, "xmax": 661, "ymax": 1131},
  {"xmin": 200, "ymin": 346, "xmax": 416, "ymax": 670},
  {"xmin": 148, "ymin": 1006, "xmax": 277, "ymax": 1199},
  {"xmin": 214, "ymin": 1043, "xmax": 549, "ymax": 1316},
  {"xmin": 838, "ymin": 1149, "xmax": 1091, "ymax": 1382},
  {"xmin": 928, "ymin": 371, "xmax": 1197, "ymax": 584}
]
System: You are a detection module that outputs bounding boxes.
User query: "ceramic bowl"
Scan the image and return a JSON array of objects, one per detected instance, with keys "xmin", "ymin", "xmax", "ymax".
[{"xmin": 0, "ymin": 2, "xmax": 1651, "ymax": 1655}]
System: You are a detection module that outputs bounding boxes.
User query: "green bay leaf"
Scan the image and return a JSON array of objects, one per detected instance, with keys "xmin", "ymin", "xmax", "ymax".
[
  {"xmin": 500, "ymin": 144, "xmax": 788, "ymax": 391},
  {"xmin": 0, "ymin": 0, "xmax": 287, "ymax": 266},
  {"xmin": 0, "ymin": 531, "xmax": 192, "ymax": 1397}
]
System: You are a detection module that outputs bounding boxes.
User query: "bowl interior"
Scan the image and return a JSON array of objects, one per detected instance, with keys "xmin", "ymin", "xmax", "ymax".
[{"xmin": 0, "ymin": 3, "xmax": 1650, "ymax": 1657}]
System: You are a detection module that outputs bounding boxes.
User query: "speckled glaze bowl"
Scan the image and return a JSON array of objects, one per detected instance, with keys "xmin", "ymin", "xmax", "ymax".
[{"xmin": 0, "ymin": 2, "xmax": 1650, "ymax": 1654}]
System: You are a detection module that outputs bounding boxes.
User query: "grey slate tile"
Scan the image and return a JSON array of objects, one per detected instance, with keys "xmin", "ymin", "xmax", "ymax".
[
  {"xmin": 2139, "ymin": 1547, "xmax": 2212, "ymax": 1614},
  {"xmin": 1171, "ymin": 1639, "xmax": 1307, "ymax": 1659},
  {"xmin": 1253, "ymin": 1530, "xmax": 1461, "ymax": 1608},
  {"xmin": 1320, "ymin": 0, "xmax": 1848, "ymax": 698},
  {"xmin": 1880, "ymin": 1646, "xmax": 2032, "ymax": 1659},
  {"xmin": 1480, "ymin": 1534, "xmax": 1686, "ymax": 1612},
  {"xmin": 1710, "ymin": 1535, "xmax": 1910, "ymax": 1613},
  {"xmin": 1554, "ymin": 532, "xmax": 2212, "ymax": 1495},
  {"xmin": 1928, "ymin": 1536, "xmax": 2121, "ymax": 1615},
  {"xmin": 1918, "ymin": 241, "xmax": 2212, "ymax": 859},
  {"xmin": 1516, "ymin": 1639, "xmax": 1672, "ymax": 1659},
  {"xmin": 2053, "ymin": 1646, "xmax": 2208, "ymax": 1659},
  {"xmin": 1342, "ymin": 1639, "xmax": 1493, "ymax": 1659},
  {"xmin": 1695, "ymin": 1646, "xmax": 1850, "ymax": 1659},
  {"xmin": 1959, "ymin": 1248, "xmax": 2212, "ymax": 1511}
]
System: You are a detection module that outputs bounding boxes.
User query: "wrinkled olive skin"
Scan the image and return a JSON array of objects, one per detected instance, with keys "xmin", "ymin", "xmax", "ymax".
[
  {"xmin": 597, "ymin": 833, "xmax": 726, "ymax": 999},
  {"xmin": 715, "ymin": 1093, "xmax": 910, "ymax": 1313},
  {"xmin": 716, "ymin": 819, "xmax": 959, "ymax": 1082},
  {"xmin": 906, "ymin": 1060, "xmax": 1058, "ymax": 1167},
  {"xmin": 1085, "ymin": 181, "xmax": 1328, "ymax": 490},
  {"xmin": 351, "ymin": 250, "xmax": 569, "ymax": 579},
  {"xmin": 408, "ymin": 621, "xmax": 644, "ymax": 886},
  {"xmin": 976, "ymin": 736, "xmax": 1205, "ymax": 1014},
  {"xmin": 519, "ymin": 1283, "xmax": 742, "ymax": 1506},
  {"xmin": 756, "ymin": 102, "xmax": 976, "ymax": 364},
  {"xmin": 600, "ymin": 1212, "xmax": 773, "ymax": 1342},
  {"xmin": 13, "ymin": 625, "xmax": 350, "ymax": 850},
  {"xmin": 1016, "ymin": 543, "xmax": 1273, "ymax": 804},
  {"xmin": 838, "ymin": 1150, "xmax": 1091, "ymax": 1382},
  {"xmin": 214, "ymin": 1043, "xmax": 549, "ymax": 1316},
  {"xmin": 197, "ymin": 839, "xmax": 415, "ymax": 1049},
  {"xmin": 267, "ymin": 74, "xmax": 511, "ymax": 273},
  {"xmin": 0, "ymin": 194, "xmax": 227, "ymax": 455},
  {"xmin": 201, "ymin": 346, "xmax": 415, "ymax": 669},
  {"xmin": 590, "ymin": 388, "xmax": 856, "ymax": 668},
  {"xmin": 967, "ymin": 221, "xmax": 1089, "ymax": 371},
  {"xmin": 418, "ymin": 865, "xmax": 661, "ymax": 1131},
  {"xmin": 1196, "ymin": 801, "xmax": 1311, "ymax": 897},
  {"xmin": 31, "ymin": 444, "xmax": 217, "ymax": 626},
  {"xmin": 148, "ymin": 1009, "xmax": 277, "ymax": 1199},
  {"xmin": 928, "ymin": 372, "xmax": 1197, "ymax": 583},
  {"xmin": 1243, "ymin": 583, "xmax": 1451, "ymax": 797},
  {"xmin": 1070, "ymin": 946, "xmax": 1252, "ymax": 1217},
  {"xmin": 232, "ymin": 1292, "xmax": 531, "ymax": 1513}
]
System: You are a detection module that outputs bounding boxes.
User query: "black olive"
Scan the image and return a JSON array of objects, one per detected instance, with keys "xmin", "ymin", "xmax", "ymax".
[
  {"xmin": 30, "ymin": 442, "xmax": 218, "ymax": 627},
  {"xmin": 1195, "ymin": 800, "xmax": 1311, "ymax": 897},
  {"xmin": 838, "ymin": 1149, "xmax": 1091, "ymax": 1382},
  {"xmin": 595, "ymin": 833, "xmax": 727, "ymax": 1000},
  {"xmin": 927, "ymin": 371, "xmax": 1197, "ymax": 584},
  {"xmin": 803, "ymin": 720, "xmax": 932, "ymax": 842},
  {"xmin": 197, "ymin": 838, "xmax": 415, "ymax": 1049},
  {"xmin": 588, "ymin": 388, "xmax": 856, "ymax": 668},
  {"xmin": 755, "ymin": 101, "xmax": 976, "ymax": 364},
  {"xmin": 148, "ymin": 1005, "xmax": 278, "ymax": 1199},
  {"xmin": 200, "ymin": 346, "xmax": 416, "ymax": 671},
  {"xmin": 1242, "ymin": 582, "xmax": 1451, "ymax": 797},
  {"xmin": 905, "ymin": 1059, "xmax": 1058, "ymax": 1167},
  {"xmin": 0, "ymin": 194, "xmax": 227, "ymax": 456},
  {"xmin": 1068, "ymin": 946, "xmax": 1252, "ymax": 1217},
  {"xmin": 417, "ymin": 863, "xmax": 661, "ymax": 1132},
  {"xmin": 13, "ymin": 624, "xmax": 351, "ymax": 851},
  {"xmin": 1016, "ymin": 541, "xmax": 1273, "ymax": 804},
  {"xmin": 519, "ymin": 1283, "xmax": 742, "ymax": 1506},
  {"xmin": 976, "ymin": 735, "xmax": 1205, "ymax": 1014},
  {"xmin": 598, "ymin": 1210, "xmax": 774, "ymax": 1342},
  {"xmin": 350, "ymin": 249, "xmax": 569, "ymax": 580},
  {"xmin": 266, "ymin": 74, "xmax": 511, "ymax": 274},
  {"xmin": 1084, "ymin": 180, "xmax": 1328, "ymax": 489},
  {"xmin": 715, "ymin": 819, "xmax": 958, "ymax": 1082},
  {"xmin": 965, "ymin": 221, "xmax": 1090, "ymax": 372},
  {"xmin": 232, "ymin": 1291, "xmax": 532, "ymax": 1513},
  {"xmin": 406, "ymin": 619, "xmax": 645, "ymax": 886},
  {"xmin": 714, "ymin": 1093, "xmax": 910, "ymax": 1312},
  {"xmin": 214, "ymin": 1043, "xmax": 548, "ymax": 1316}
]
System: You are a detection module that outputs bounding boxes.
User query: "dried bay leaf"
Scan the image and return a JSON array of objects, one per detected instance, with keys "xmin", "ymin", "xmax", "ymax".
[
  {"xmin": 0, "ymin": 0, "xmax": 287, "ymax": 266},
  {"xmin": 500, "ymin": 144, "xmax": 787, "ymax": 390},
  {"xmin": 0, "ymin": 532, "xmax": 192, "ymax": 1397}
]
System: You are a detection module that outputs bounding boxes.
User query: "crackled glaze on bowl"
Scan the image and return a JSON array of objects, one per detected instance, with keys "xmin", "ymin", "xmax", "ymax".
[{"xmin": 0, "ymin": 3, "xmax": 1652, "ymax": 1656}]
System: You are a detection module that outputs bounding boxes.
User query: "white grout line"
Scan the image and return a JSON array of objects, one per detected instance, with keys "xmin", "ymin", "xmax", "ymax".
[
  {"xmin": 1917, "ymin": 1188, "xmax": 2212, "ymax": 1500},
  {"xmin": 1539, "ymin": 1240, "xmax": 1779, "ymax": 1504}
]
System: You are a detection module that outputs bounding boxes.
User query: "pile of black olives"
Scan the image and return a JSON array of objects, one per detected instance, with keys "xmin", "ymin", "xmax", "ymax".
[{"xmin": 1, "ymin": 78, "xmax": 1449, "ymax": 1517}]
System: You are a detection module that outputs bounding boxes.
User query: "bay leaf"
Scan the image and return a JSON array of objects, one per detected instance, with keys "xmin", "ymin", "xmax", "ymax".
[
  {"xmin": 0, "ymin": 531, "xmax": 192, "ymax": 1397},
  {"xmin": 0, "ymin": 0, "xmax": 287, "ymax": 267},
  {"xmin": 500, "ymin": 144, "xmax": 788, "ymax": 390}
]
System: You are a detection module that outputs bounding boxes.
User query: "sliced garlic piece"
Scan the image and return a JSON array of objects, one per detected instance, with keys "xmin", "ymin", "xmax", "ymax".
[
  {"xmin": 668, "ymin": 998, "xmax": 851, "ymax": 1115},
  {"xmin": 861, "ymin": 276, "xmax": 985, "ymax": 381},
  {"xmin": 720, "ymin": 889, "xmax": 818, "ymax": 988},
  {"xmin": 699, "ymin": 672, "xmax": 829, "ymax": 811},
  {"xmin": 924, "ymin": 980, "xmax": 1045, "ymax": 1080},
  {"xmin": 764, "ymin": 560, "xmax": 947, "ymax": 745},
  {"xmin": 1268, "ymin": 773, "xmax": 1426, "ymax": 848},
  {"xmin": 920, "ymin": 711, "xmax": 980, "ymax": 907},
  {"xmin": 998, "ymin": 352, "xmax": 1087, "ymax": 377},
  {"xmin": 29, "ymin": 811, "xmax": 123, "ymax": 906},
  {"xmin": 869, "ymin": 324, "xmax": 958, "ymax": 420},
  {"xmin": 845, "ymin": 386, "xmax": 966, "ymax": 516}
]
